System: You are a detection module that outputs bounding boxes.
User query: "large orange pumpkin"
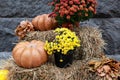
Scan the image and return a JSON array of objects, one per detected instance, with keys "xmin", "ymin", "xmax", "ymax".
[
  {"xmin": 12, "ymin": 40, "xmax": 48, "ymax": 68},
  {"xmin": 32, "ymin": 14, "xmax": 57, "ymax": 31}
]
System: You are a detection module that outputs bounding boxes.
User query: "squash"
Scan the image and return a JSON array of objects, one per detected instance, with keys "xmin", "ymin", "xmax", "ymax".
[
  {"xmin": 12, "ymin": 40, "xmax": 48, "ymax": 68},
  {"xmin": 32, "ymin": 14, "xmax": 57, "ymax": 31}
]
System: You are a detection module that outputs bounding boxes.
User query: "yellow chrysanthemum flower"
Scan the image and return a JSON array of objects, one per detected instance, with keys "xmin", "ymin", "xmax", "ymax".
[
  {"xmin": 44, "ymin": 28, "xmax": 81, "ymax": 55},
  {"xmin": 59, "ymin": 59, "xmax": 63, "ymax": 62},
  {"xmin": 0, "ymin": 69, "xmax": 9, "ymax": 80}
]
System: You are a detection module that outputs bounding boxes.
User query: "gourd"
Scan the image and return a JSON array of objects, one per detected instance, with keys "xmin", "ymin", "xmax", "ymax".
[
  {"xmin": 32, "ymin": 14, "xmax": 57, "ymax": 31},
  {"xmin": 12, "ymin": 40, "xmax": 48, "ymax": 68}
]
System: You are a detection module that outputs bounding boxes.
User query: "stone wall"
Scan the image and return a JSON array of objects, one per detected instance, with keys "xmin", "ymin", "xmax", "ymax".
[
  {"xmin": 0, "ymin": 0, "xmax": 120, "ymax": 55},
  {"xmin": 0, "ymin": 0, "xmax": 120, "ymax": 18}
]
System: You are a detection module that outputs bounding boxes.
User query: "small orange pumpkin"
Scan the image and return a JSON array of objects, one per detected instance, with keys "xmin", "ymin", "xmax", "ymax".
[
  {"xmin": 12, "ymin": 40, "xmax": 48, "ymax": 68},
  {"xmin": 32, "ymin": 14, "xmax": 57, "ymax": 31}
]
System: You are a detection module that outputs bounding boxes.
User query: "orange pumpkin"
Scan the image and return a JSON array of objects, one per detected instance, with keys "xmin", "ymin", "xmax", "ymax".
[
  {"xmin": 12, "ymin": 40, "xmax": 48, "ymax": 68},
  {"xmin": 32, "ymin": 14, "xmax": 57, "ymax": 31}
]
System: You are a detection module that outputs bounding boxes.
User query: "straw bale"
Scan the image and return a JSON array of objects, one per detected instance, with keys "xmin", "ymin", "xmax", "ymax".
[
  {"xmin": 23, "ymin": 27, "xmax": 106, "ymax": 60},
  {"xmin": 6, "ymin": 58, "xmax": 107, "ymax": 80}
]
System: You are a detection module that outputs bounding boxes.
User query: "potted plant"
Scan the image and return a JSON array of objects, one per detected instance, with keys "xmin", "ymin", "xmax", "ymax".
[
  {"xmin": 49, "ymin": 0, "xmax": 97, "ymax": 29},
  {"xmin": 44, "ymin": 28, "xmax": 80, "ymax": 68}
]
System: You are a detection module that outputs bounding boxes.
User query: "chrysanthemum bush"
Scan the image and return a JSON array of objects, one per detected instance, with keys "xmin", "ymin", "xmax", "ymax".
[
  {"xmin": 49, "ymin": 0, "xmax": 97, "ymax": 28},
  {"xmin": 44, "ymin": 28, "xmax": 80, "ymax": 55}
]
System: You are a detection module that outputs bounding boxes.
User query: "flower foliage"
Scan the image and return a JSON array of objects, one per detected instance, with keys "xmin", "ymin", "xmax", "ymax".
[
  {"xmin": 49, "ymin": 0, "xmax": 97, "ymax": 25},
  {"xmin": 44, "ymin": 28, "xmax": 80, "ymax": 55}
]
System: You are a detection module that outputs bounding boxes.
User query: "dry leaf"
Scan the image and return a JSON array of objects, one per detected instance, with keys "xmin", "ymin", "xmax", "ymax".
[
  {"xmin": 97, "ymin": 67, "xmax": 104, "ymax": 73},
  {"xmin": 94, "ymin": 61, "xmax": 101, "ymax": 69},
  {"xmin": 15, "ymin": 20, "xmax": 35, "ymax": 39},
  {"xmin": 114, "ymin": 62, "xmax": 120, "ymax": 70},
  {"xmin": 88, "ymin": 60, "xmax": 98, "ymax": 65},
  {"xmin": 102, "ymin": 65, "xmax": 111, "ymax": 73},
  {"xmin": 110, "ymin": 71, "xmax": 116, "ymax": 78},
  {"xmin": 98, "ymin": 72, "xmax": 106, "ymax": 77},
  {"xmin": 106, "ymin": 74, "xmax": 112, "ymax": 80},
  {"xmin": 88, "ymin": 57, "xmax": 120, "ymax": 80},
  {"xmin": 88, "ymin": 60, "xmax": 102, "ymax": 68}
]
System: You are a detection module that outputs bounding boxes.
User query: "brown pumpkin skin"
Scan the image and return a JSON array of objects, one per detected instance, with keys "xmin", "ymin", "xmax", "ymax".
[
  {"xmin": 12, "ymin": 40, "xmax": 48, "ymax": 68},
  {"xmin": 32, "ymin": 14, "xmax": 57, "ymax": 31}
]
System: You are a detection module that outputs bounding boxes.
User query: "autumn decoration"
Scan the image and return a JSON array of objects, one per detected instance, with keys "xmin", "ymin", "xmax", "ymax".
[
  {"xmin": 12, "ymin": 40, "xmax": 48, "ymax": 68},
  {"xmin": 32, "ymin": 14, "xmax": 57, "ymax": 31},
  {"xmin": 49, "ymin": 0, "xmax": 97, "ymax": 29},
  {"xmin": 2, "ymin": 0, "xmax": 120, "ymax": 80},
  {"xmin": 88, "ymin": 57, "xmax": 120, "ymax": 80},
  {"xmin": 15, "ymin": 20, "xmax": 35, "ymax": 39}
]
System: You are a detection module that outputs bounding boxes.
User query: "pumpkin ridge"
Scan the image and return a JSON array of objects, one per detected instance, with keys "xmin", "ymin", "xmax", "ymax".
[
  {"xmin": 36, "ymin": 45, "xmax": 47, "ymax": 64},
  {"xmin": 36, "ymin": 48, "xmax": 43, "ymax": 64},
  {"xmin": 19, "ymin": 47, "xmax": 27, "ymax": 67},
  {"xmin": 43, "ymin": 14, "xmax": 46, "ymax": 30},
  {"xmin": 31, "ymin": 48, "xmax": 33, "ymax": 67},
  {"xmin": 13, "ymin": 47, "xmax": 26, "ymax": 67},
  {"xmin": 30, "ymin": 44, "xmax": 39, "ymax": 67},
  {"xmin": 37, "ymin": 16, "xmax": 40, "ymax": 30},
  {"xmin": 13, "ymin": 46, "xmax": 25, "ymax": 53},
  {"xmin": 20, "ymin": 47, "xmax": 32, "ymax": 68},
  {"xmin": 29, "ymin": 47, "xmax": 33, "ymax": 68},
  {"xmin": 31, "ymin": 47, "xmax": 41, "ymax": 67}
]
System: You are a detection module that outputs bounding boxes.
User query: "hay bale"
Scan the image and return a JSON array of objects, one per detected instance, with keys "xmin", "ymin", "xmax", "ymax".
[
  {"xmin": 23, "ymin": 30, "xmax": 55, "ymax": 42},
  {"xmin": 6, "ymin": 27, "xmax": 107, "ymax": 80},
  {"xmin": 6, "ymin": 58, "xmax": 107, "ymax": 80},
  {"xmin": 75, "ymin": 27, "xmax": 106, "ymax": 60},
  {"xmin": 23, "ymin": 26, "xmax": 106, "ymax": 60}
]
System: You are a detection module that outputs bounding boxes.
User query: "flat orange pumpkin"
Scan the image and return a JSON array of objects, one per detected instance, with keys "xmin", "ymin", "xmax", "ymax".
[{"xmin": 12, "ymin": 40, "xmax": 48, "ymax": 68}]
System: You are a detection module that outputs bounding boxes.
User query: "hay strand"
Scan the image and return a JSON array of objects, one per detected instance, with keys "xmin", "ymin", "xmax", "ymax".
[{"xmin": 6, "ymin": 58, "xmax": 107, "ymax": 80}]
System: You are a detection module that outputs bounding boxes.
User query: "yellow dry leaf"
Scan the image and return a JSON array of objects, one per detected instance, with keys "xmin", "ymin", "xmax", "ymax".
[
  {"xmin": 88, "ymin": 60, "xmax": 98, "ymax": 65},
  {"xmin": 94, "ymin": 61, "xmax": 101, "ymax": 69}
]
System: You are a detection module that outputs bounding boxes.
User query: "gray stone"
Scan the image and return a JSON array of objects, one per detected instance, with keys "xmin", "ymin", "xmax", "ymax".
[
  {"xmin": 96, "ymin": 0, "xmax": 120, "ymax": 17},
  {"xmin": 0, "ymin": 33, "xmax": 17, "ymax": 51},
  {"xmin": 107, "ymin": 54, "xmax": 120, "ymax": 61},
  {"xmin": 0, "ymin": 18, "xmax": 120, "ymax": 55},
  {"xmin": 0, "ymin": 52, "xmax": 11, "ymax": 59},
  {"xmin": 0, "ymin": 52, "xmax": 11, "ymax": 68},
  {"xmin": 0, "ymin": 18, "xmax": 32, "ymax": 51},
  {"xmin": 0, "ymin": 0, "xmax": 120, "ymax": 18},
  {"xmin": 0, "ymin": 0, "xmax": 52, "ymax": 18}
]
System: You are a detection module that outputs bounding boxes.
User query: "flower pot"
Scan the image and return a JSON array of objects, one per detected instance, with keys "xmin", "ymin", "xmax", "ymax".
[
  {"xmin": 61, "ymin": 22, "xmax": 80, "ymax": 30},
  {"xmin": 54, "ymin": 50, "xmax": 74, "ymax": 68}
]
